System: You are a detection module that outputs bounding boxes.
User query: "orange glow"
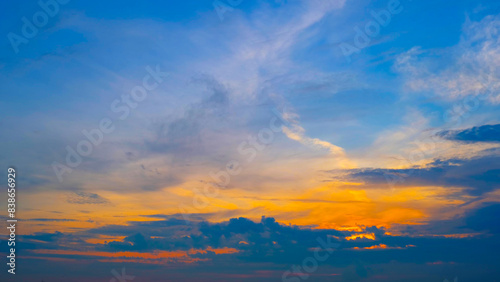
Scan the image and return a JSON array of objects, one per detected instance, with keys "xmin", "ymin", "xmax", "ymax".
[
  {"xmin": 32, "ymin": 246, "xmax": 240, "ymax": 264},
  {"xmin": 365, "ymin": 244, "xmax": 387, "ymax": 249},
  {"xmin": 17, "ymin": 172, "xmax": 485, "ymax": 243},
  {"xmin": 346, "ymin": 233, "xmax": 376, "ymax": 240},
  {"xmin": 352, "ymin": 244, "xmax": 417, "ymax": 250},
  {"xmin": 85, "ymin": 235, "xmax": 127, "ymax": 244}
]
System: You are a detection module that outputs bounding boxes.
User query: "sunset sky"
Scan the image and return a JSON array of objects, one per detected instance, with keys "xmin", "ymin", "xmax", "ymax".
[{"xmin": 1, "ymin": 0, "xmax": 500, "ymax": 281}]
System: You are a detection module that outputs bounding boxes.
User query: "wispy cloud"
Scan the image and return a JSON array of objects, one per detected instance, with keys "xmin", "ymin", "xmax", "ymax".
[
  {"xmin": 67, "ymin": 192, "xmax": 110, "ymax": 205},
  {"xmin": 395, "ymin": 15, "xmax": 500, "ymax": 102}
]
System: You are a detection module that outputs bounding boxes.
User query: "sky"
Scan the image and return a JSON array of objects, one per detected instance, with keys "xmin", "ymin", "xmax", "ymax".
[{"xmin": 0, "ymin": 0, "xmax": 500, "ymax": 281}]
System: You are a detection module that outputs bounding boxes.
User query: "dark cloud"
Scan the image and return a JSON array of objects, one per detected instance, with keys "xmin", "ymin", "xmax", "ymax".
[
  {"xmin": 3, "ymin": 214, "xmax": 500, "ymax": 281},
  {"xmin": 465, "ymin": 202, "xmax": 500, "ymax": 234},
  {"xmin": 23, "ymin": 231, "xmax": 64, "ymax": 243},
  {"xmin": 107, "ymin": 233, "xmax": 149, "ymax": 251},
  {"xmin": 438, "ymin": 124, "xmax": 500, "ymax": 143},
  {"xmin": 337, "ymin": 154, "xmax": 500, "ymax": 195}
]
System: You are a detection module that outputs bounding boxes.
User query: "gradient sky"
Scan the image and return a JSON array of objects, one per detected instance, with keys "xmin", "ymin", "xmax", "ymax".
[{"xmin": 1, "ymin": 0, "xmax": 500, "ymax": 281}]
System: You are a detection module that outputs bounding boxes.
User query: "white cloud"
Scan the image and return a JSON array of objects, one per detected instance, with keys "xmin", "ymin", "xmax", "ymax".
[{"xmin": 395, "ymin": 15, "xmax": 500, "ymax": 103}]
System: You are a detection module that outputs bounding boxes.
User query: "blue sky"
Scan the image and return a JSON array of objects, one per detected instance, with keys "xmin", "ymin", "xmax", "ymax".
[{"xmin": 1, "ymin": 0, "xmax": 500, "ymax": 281}]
